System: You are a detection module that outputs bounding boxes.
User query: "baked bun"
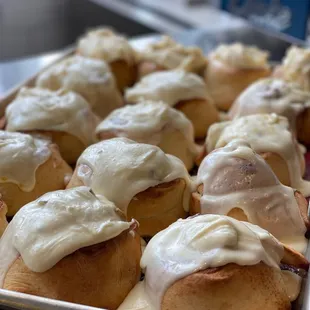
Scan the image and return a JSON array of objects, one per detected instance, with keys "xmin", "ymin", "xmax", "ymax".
[
  {"xmin": 77, "ymin": 27, "xmax": 137, "ymax": 92},
  {"xmin": 191, "ymin": 139, "xmax": 309, "ymax": 253},
  {"xmin": 0, "ymin": 186, "xmax": 141, "ymax": 309},
  {"xmin": 67, "ymin": 138, "xmax": 192, "ymax": 237},
  {"xmin": 274, "ymin": 46, "xmax": 310, "ymax": 91},
  {"xmin": 0, "ymin": 131, "xmax": 72, "ymax": 216},
  {"xmin": 125, "ymin": 70, "xmax": 219, "ymax": 138},
  {"xmin": 95, "ymin": 100, "xmax": 200, "ymax": 170},
  {"xmin": 205, "ymin": 43, "xmax": 271, "ymax": 111},
  {"xmin": 119, "ymin": 214, "xmax": 308, "ymax": 309},
  {"xmin": 206, "ymin": 114, "xmax": 310, "ymax": 196},
  {"xmin": 0, "ymin": 200, "xmax": 8, "ymax": 237},
  {"xmin": 136, "ymin": 36, "xmax": 206, "ymax": 78},
  {"xmin": 35, "ymin": 55, "xmax": 123, "ymax": 118},
  {"xmin": 4, "ymin": 87, "xmax": 99, "ymax": 164},
  {"xmin": 229, "ymin": 78, "xmax": 310, "ymax": 145}
]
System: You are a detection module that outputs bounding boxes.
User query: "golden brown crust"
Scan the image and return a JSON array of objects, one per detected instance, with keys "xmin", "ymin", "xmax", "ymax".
[
  {"xmin": 297, "ymin": 107, "xmax": 310, "ymax": 146},
  {"xmin": 1, "ymin": 143, "xmax": 72, "ymax": 216},
  {"xmin": 190, "ymin": 184, "xmax": 309, "ymax": 235},
  {"xmin": 67, "ymin": 172, "xmax": 188, "ymax": 237},
  {"xmin": 97, "ymin": 129, "xmax": 195, "ymax": 170},
  {"xmin": 0, "ymin": 199, "xmax": 8, "ymax": 236},
  {"xmin": 205, "ymin": 59, "xmax": 271, "ymax": 111},
  {"xmin": 26, "ymin": 130, "xmax": 86, "ymax": 165},
  {"xmin": 3, "ymin": 228, "xmax": 141, "ymax": 310},
  {"xmin": 109, "ymin": 60, "xmax": 137, "ymax": 93},
  {"xmin": 176, "ymin": 98, "xmax": 219, "ymax": 139},
  {"xmin": 162, "ymin": 263, "xmax": 291, "ymax": 310},
  {"xmin": 137, "ymin": 61, "xmax": 166, "ymax": 80},
  {"xmin": 127, "ymin": 178, "xmax": 188, "ymax": 237}
]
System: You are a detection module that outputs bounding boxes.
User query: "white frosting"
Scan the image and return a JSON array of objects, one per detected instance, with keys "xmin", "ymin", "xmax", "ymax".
[
  {"xmin": 140, "ymin": 214, "xmax": 283, "ymax": 309},
  {"xmin": 76, "ymin": 138, "xmax": 192, "ymax": 213},
  {"xmin": 36, "ymin": 55, "xmax": 123, "ymax": 117},
  {"xmin": 206, "ymin": 114, "xmax": 310, "ymax": 196},
  {"xmin": 281, "ymin": 46, "xmax": 310, "ymax": 91},
  {"xmin": 77, "ymin": 27, "xmax": 136, "ymax": 64},
  {"xmin": 230, "ymin": 78, "xmax": 310, "ymax": 131},
  {"xmin": 281, "ymin": 270, "xmax": 302, "ymax": 301},
  {"xmin": 125, "ymin": 70, "xmax": 210, "ymax": 106},
  {"xmin": 210, "ymin": 43, "xmax": 269, "ymax": 69},
  {"xmin": 6, "ymin": 88, "xmax": 99, "ymax": 145},
  {"xmin": 138, "ymin": 36, "xmax": 206, "ymax": 72},
  {"xmin": 95, "ymin": 100, "xmax": 198, "ymax": 154},
  {"xmin": 0, "ymin": 186, "xmax": 130, "ymax": 285},
  {"xmin": 197, "ymin": 139, "xmax": 307, "ymax": 253},
  {"xmin": 0, "ymin": 131, "xmax": 51, "ymax": 192}
]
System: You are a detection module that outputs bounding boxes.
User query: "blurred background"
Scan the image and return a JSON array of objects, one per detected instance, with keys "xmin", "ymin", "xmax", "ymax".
[{"xmin": 0, "ymin": 0, "xmax": 309, "ymax": 95}]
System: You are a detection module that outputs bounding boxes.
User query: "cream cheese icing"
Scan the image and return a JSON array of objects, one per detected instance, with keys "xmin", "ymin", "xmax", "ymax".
[
  {"xmin": 77, "ymin": 27, "xmax": 136, "ymax": 64},
  {"xmin": 206, "ymin": 114, "xmax": 310, "ymax": 196},
  {"xmin": 0, "ymin": 131, "xmax": 51, "ymax": 192},
  {"xmin": 119, "ymin": 214, "xmax": 284, "ymax": 310},
  {"xmin": 35, "ymin": 55, "xmax": 123, "ymax": 118},
  {"xmin": 210, "ymin": 43, "xmax": 269, "ymax": 69},
  {"xmin": 0, "ymin": 186, "xmax": 131, "ymax": 285},
  {"xmin": 281, "ymin": 46, "xmax": 310, "ymax": 91},
  {"xmin": 6, "ymin": 87, "xmax": 99, "ymax": 145},
  {"xmin": 230, "ymin": 78, "xmax": 310, "ymax": 131},
  {"xmin": 95, "ymin": 100, "xmax": 198, "ymax": 154},
  {"xmin": 197, "ymin": 139, "xmax": 307, "ymax": 253},
  {"xmin": 137, "ymin": 36, "xmax": 206, "ymax": 72},
  {"xmin": 125, "ymin": 70, "xmax": 210, "ymax": 106},
  {"xmin": 76, "ymin": 137, "xmax": 192, "ymax": 213}
]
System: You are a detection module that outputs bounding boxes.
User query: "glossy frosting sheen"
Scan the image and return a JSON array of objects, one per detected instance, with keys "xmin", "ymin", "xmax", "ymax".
[
  {"xmin": 119, "ymin": 214, "xmax": 284, "ymax": 310},
  {"xmin": 230, "ymin": 79, "xmax": 310, "ymax": 131},
  {"xmin": 125, "ymin": 70, "xmax": 210, "ymax": 106},
  {"xmin": 138, "ymin": 36, "xmax": 206, "ymax": 72},
  {"xmin": 281, "ymin": 46, "xmax": 310, "ymax": 91},
  {"xmin": 96, "ymin": 101, "xmax": 197, "ymax": 152},
  {"xmin": 0, "ymin": 186, "xmax": 130, "ymax": 285},
  {"xmin": 197, "ymin": 139, "xmax": 307, "ymax": 253},
  {"xmin": 6, "ymin": 88, "xmax": 99, "ymax": 145},
  {"xmin": 0, "ymin": 131, "xmax": 51, "ymax": 192},
  {"xmin": 206, "ymin": 114, "xmax": 310, "ymax": 196},
  {"xmin": 78, "ymin": 28, "xmax": 136, "ymax": 63},
  {"xmin": 210, "ymin": 43, "xmax": 269, "ymax": 69},
  {"xmin": 76, "ymin": 138, "xmax": 192, "ymax": 213}
]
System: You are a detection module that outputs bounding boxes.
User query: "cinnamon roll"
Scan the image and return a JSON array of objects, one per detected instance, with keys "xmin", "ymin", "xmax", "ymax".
[
  {"xmin": 5, "ymin": 87, "xmax": 99, "ymax": 164},
  {"xmin": 206, "ymin": 114, "xmax": 310, "ymax": 196},
  {"xmin": 77, "ymin": 27, "xmax": 137, "ymax": 92},
  {"xmin": 35, "ymin": 55, "xmax": 123, "ymax": 118},
  {"xmin": 67, "ymin": 138, "xmax": 193, "ymax": 237},
  {"xmin": 274, "ymin": 46, "xmax": 310, "ymax": 91},
  {"xmin": 205, "ymin": 43, "xmax": 271, "ymax": 111},
  {"xmin": 119, "ymin": 214, "xmax": 309, "ymax": 310},
  {"xmin": 125, "ymin": 70, "xmax": 219, "ymax": 138},
  {"xmin": 229, "ymin": 78, "xmax": 310, "ymax": 145},
  {"xmin": 191, "ymin": 139, "xmax": 309, "ymax": 253},
  {"xmin": 95, "ymin": 101, "xmax": 200, "ymax": 170},
  {"xmin": 0, "ymin": 131, "xmax": 72, "ymax": 216},
  {"xmin": 0, "ymin": 186, "xmax": 141, "ymax": 310},
  {"xmin": 136, "ymin": 36, "xmax": 206, "ymax": 78},
  {"xmin": 0, "ymin": 200, "xmax": 8, "ymax": 237}
]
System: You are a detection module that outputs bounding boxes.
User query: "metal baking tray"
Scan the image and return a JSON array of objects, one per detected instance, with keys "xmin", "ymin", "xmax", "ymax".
[{"xmin": 0, "ymin": 35, "xmax": 309, "ymax": 310}]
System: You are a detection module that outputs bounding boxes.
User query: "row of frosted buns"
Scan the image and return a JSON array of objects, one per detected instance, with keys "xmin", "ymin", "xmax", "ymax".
[{"xmin": 0, "ymin": 26, "xmax": 310, "ymax": 310}]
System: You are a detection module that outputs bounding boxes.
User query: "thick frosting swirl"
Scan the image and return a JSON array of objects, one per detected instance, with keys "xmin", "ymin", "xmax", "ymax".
[
  {"xmin": 0, "ymin": 186, "xmax": 131, "ymax": 285},
  {"xmin": 76, "ymin": 138, "xmax": 192, "ymax": 213},
  {"xmin": 6, "ymin": 87, "xmax": 99, "ymax": 145},
  {"xmin": 77, "ymin": 27, "xmax": 136, "ymax": 64},
  {"xmin": 137, "ymin": 36, "xmax": 206, "ymax": 72},
  {"xmin": 125, "ymin": 70, "xmax": 210, "ymax": 106},
  {"xmin": 0, "ymin": 131, "xmax": 51, "ymax": 192}
]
